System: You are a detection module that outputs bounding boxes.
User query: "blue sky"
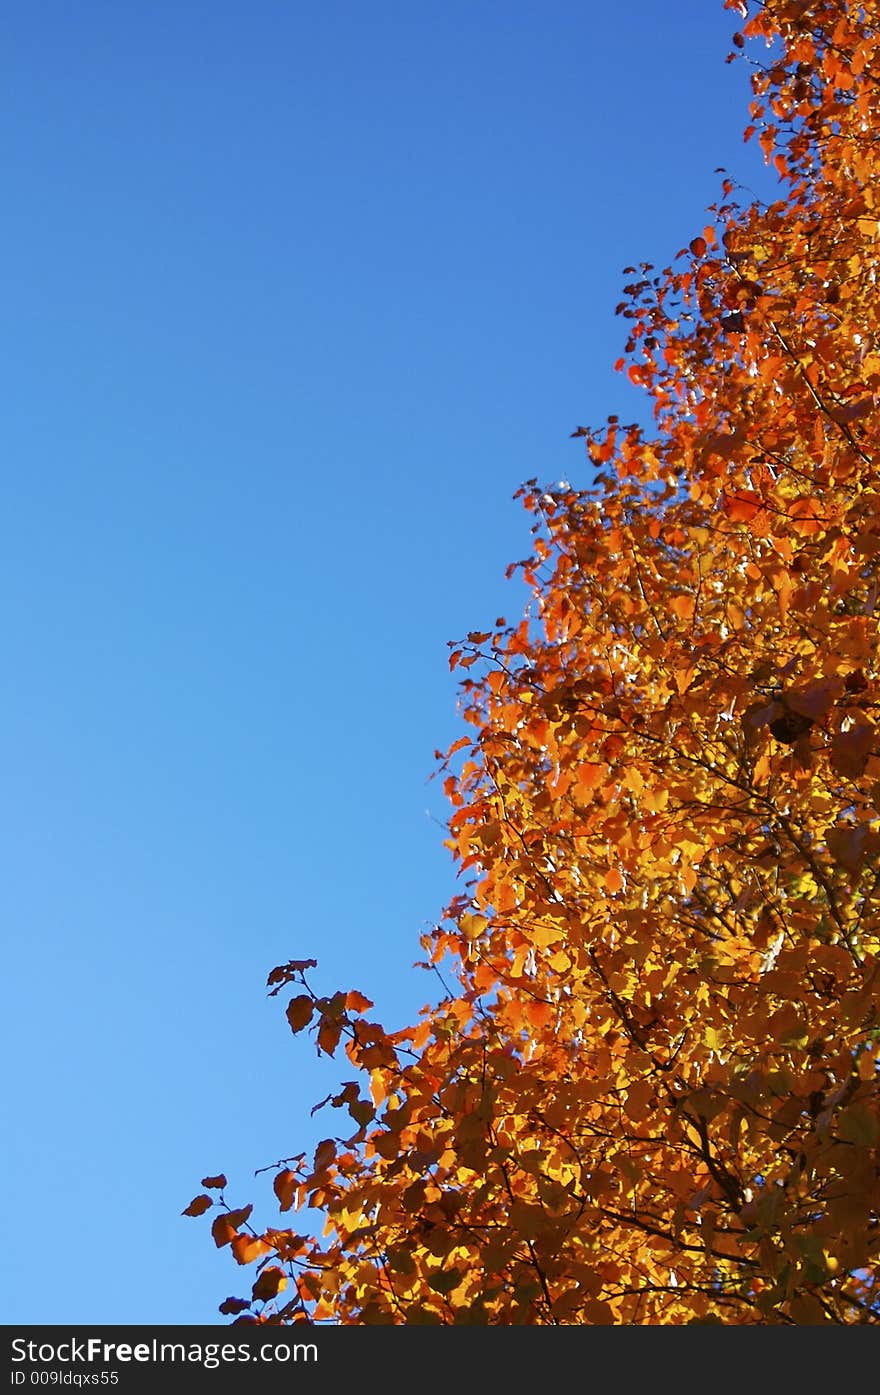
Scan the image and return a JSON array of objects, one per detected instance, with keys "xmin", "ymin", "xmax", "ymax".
[{"xmin": 2, "ymin": 1, "xmax": 769, "ymax": 1324}]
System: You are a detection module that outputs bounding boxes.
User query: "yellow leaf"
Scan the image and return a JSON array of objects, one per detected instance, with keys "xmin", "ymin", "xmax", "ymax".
[{"xmin": 461, "ymin": 913, "xmax": 488, "ymax": 941}]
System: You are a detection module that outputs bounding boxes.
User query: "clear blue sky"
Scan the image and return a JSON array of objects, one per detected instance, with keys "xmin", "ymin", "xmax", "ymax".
[{"xmin": 2, "ymin": 1, "xmax": 770, "ymax": 1324}]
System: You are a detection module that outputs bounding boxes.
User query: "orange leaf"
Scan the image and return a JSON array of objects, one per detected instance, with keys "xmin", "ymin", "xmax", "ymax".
[
  {"xmin": 182, "ymin": 1194, "xmax": 213, "ymax": 1217},
  {"xmin": 313, "ymin": 1139, "xmax": 336, "ymax": 1173},
  {"xmin": 345, "ymin": 990, "xmax": 374, "ymax": 1014},
  {"xmin": 574, "ymin": 763, "xmax": 605, "ymax": 801},
  {"xmin": 286, "ymin": 995, "xmax": 314, "ymax": 1034},
  {"xmin": 231, "ymin": 1233, "xmax": 272, "ymax": 1266},
  {"xmin": 273, "ymin": 1170, "xmax": 298, "ymax": 1213},
  {"xmin": 624, "ymin": 1079, "xmax": 653, "ymax": 1123},
  {"xmin": 722, "ymin": 489, "xmax": 762, "ymax": 522},
  {"xmin": 411, "ymin": 1020, "xmax": 431, "ymax": 1050},
  {"xmin": 524, "ymin": 999, "xmax": 553, "ymax": 1030},
  {"xmin": 317, "ymin": 1016, "xmax": 342, "ymax": 1056},
  {"xmin": 192, "ymin": 8, "xmax": 880, "ymax": 1325},
  {"xmin": 668, "ymin": 594, "xmax": 695, "ymax": 622},
  {"xmin": 212, "ymin": 1205, "xmax": 253, "ymax": 1249}
]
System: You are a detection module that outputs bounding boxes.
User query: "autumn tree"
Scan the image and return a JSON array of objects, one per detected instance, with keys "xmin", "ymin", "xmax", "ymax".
[{"xmin": 185, "ymin": 0, "xmax": 880, "ymax": 1324}]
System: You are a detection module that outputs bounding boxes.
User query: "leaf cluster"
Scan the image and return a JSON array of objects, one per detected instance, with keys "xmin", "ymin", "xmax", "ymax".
[{"xmin": 187, "ymin": 0, "xmax": 880, "ymax": 1325}]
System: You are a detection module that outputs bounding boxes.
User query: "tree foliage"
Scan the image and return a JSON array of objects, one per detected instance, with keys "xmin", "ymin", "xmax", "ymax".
[{"xmin": 187, "ymin": 0, "xmax": 880, "ymax": 1324}]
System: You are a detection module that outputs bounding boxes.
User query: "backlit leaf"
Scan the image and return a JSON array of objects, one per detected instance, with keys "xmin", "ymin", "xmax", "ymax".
[
  {"xmin": 231, "ymin": 1233, "xmax": 272, "ymax": 1266},
  {"xmin": 192, "ymin": 3, "xmax": 880, "ymax": 1328},
  {"xmin": 273, "ymin": 1170, "xmax": 297, "ymax": 1213}
]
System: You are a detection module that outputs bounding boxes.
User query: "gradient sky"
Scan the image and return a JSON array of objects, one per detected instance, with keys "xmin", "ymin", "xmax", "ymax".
[{"xmin": 1, "ymin": 1, "xmax": 772, "ymax": 1324}]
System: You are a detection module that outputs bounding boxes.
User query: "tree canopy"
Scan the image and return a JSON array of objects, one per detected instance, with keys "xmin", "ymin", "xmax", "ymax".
[{"xmin": 186, "ymin": 0, "xmax": 880, "ymax": 1324}]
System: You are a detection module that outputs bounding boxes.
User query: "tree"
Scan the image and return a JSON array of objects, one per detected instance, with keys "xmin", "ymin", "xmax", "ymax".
[{"xmin": 185, "ymin": 0, "xmax": 880, "ymax": 1324}]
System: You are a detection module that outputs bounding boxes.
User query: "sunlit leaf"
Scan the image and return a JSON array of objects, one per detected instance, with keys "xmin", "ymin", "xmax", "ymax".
[
  {"xmin": 231, "ymin": 1233, "xmax": 272, "ymax": 1266},
  {"xmin": 193, "ymin": 2, "xmax": 880, "ymax": 1328},
  {"xmin": 273, "ymin": 1170, "xmax": 298, "ymax": 1213}
]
